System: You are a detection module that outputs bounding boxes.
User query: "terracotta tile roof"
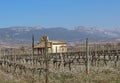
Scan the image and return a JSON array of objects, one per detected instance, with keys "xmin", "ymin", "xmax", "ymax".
[
  {"xmin": 34, "ymin": 40, "xmax": 66, "ymax": 49},
  {"xmin": 34, "ymin": 42, "xmax": 51, "ymax": 48},
  {"xmin": 50, "ymin": 40, "xmax": 66, "ymax": 44}
]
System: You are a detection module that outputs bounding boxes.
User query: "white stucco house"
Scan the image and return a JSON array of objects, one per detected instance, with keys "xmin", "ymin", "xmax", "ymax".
[{"xmin": 34, "ymin": 35, "xmax": 67, "ymax": 54}]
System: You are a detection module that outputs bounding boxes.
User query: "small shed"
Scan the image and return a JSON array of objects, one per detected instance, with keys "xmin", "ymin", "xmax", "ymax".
[{"xmin": 34, "ymin": 35, "xmax": 67, "ymax": 54}]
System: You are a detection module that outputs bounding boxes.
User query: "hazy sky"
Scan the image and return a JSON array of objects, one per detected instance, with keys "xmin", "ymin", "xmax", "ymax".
[{"xmin": 0, "ymin": 0, "xmax": 120, "ymax": 29}]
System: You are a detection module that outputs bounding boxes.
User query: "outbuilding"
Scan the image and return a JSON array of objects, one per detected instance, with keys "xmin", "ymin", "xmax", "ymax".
[{"xmin": 34, "ymin": 35, "xmax": 67, "ymax": 54}]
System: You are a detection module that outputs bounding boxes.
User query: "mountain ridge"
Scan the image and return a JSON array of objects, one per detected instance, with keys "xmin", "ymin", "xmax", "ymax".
[{"xmin": 0, "ymin": 26, "xmax": 120, "ymax": 47}]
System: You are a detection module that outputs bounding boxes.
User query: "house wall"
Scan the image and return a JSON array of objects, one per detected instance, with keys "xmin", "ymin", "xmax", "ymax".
[{"xmin": 52, "ymin": 44, "xmax": 67, "ymax": 53}]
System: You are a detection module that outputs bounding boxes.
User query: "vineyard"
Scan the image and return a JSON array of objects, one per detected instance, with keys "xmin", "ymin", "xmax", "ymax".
[
  {"xmin": 0, "ymin": 38, "xmax": 120, "ymax": 83},
  {"xmin": 0, "ymin": 48, "xmax": 120, "ymax": 83}
]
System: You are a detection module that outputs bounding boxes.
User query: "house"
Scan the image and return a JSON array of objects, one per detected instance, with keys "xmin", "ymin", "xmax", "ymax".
[{"xmin": 34, "ymin": 35, "xmax": 67, "ymax": 54}]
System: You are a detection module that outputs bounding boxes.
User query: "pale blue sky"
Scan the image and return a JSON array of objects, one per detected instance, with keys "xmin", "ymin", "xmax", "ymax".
[{"xmin": 0, "ymin": 0, "xmax": 120, "ymax": 29}]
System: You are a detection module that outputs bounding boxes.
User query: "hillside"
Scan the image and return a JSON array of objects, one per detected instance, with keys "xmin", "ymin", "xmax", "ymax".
[{"xmin": 0, "ymin": 26, "xmax": 120, "ymax": 47}]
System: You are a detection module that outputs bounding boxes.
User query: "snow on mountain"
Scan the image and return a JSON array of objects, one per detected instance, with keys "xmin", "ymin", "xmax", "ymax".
[
  {"xmin": 10, "ymin": 26, "xmax": 43, "ymax": 32},
  {"xmin": 73, "ymin": 26, "xmax": 119, "ymax": 37}
]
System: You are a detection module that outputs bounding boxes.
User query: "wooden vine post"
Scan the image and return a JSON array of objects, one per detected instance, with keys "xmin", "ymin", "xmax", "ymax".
[
  {"xmin": 32, "ymin": 34, "xmax": 34, "ymax": 66},
  {"xmin": 44, "ymin": 35, "xmax": 49, "ymax": 83},
  {"xmin": 86, "ymin": 38, "xmax": 89, "ymax": 75}
]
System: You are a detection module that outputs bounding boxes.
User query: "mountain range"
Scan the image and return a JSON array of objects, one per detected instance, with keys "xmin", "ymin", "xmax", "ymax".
[{"xmin": 0, "ymin": 26, "xmax": 120, "ymax": 47}]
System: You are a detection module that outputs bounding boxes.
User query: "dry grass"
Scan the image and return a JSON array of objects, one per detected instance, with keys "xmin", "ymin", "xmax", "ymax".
[
  {"xmin": 49, "ymin": 68, "xmax": 120, "ymax": 83},
  {"xmin": 1, "ymin": 66, "xmax": 119, "ymax": 83},
  {"xmin": 0, "ymin": 70, "xmax": 24, "ymax": 83}
]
